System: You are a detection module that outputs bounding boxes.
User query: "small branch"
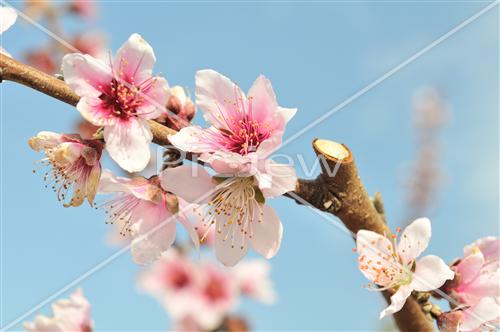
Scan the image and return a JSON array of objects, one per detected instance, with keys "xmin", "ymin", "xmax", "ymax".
[{"xmin": 0, "ymin": 55, "xmax": 434, "ymax": 332}]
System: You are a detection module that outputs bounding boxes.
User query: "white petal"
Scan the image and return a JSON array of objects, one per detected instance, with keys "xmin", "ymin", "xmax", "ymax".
[
  {"xmin": 103, "ymin": 118, "xmax": 152, "ymax": 172},
  {"xmin": 277, "ymin": 106, "xmax": 297, "ymax": 124},
  {"xmin": 62, "ymin": 53, "xmax": 112, "ymax": 98},
  {"xmin": 160, "ymin": 165, "xmax": 216, "ymax": 204},
  {"xmin": 169, "ymin": 125, "xmax": 219, "ymax": 154},
  {"xmin": 0, "ymin": 7, "xmax": 17, "ymax": 34},
  {"xmin": 131, "ymin": 219, "xmax": 176, "ymax": 265},
  {"xmin": 195, "ymin": 69, "xmax": 246, "ymax": 128},
  {"xmin": 215, "ymin": 214, "xmax": 249, "ymax": 266},
  {"xmin": 247, "ymin": 75, "xmax": 278, "ymax": 123},
  {"xmin": 411, "ymin": 255, "xmax": 454, "ymax": 292},
  {"xmin": 114, "ymin": 33, "xmax": 156, "ymax": 84},
  {"xmin": 398, "ymin": 217, "xmax": 432, "ymax": 265},
  {"xmin": 255, "ymin": 160, "xmax": 297, "ymax": 197},
  {"xmin": 379, "ymin": 285, "xmax": 413, "ymax": 319},
  {"xmin": 250, "ymin": 204, "xmax": 283, "ymax": 259},
  {"xmin": 356, "ymin": 229, "xmax": 395, "ymax": 283}
]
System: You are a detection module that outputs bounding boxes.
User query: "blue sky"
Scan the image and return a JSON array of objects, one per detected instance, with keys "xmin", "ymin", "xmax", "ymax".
[{"xmin": 1, "ymin": 1, "xmax": 498, "ymax": 331}]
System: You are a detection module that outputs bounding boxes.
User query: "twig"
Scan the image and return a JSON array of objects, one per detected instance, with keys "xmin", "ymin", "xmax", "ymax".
[{"xmin": 0, "ymin": 54, "xmax": 434, "ymax": 332}]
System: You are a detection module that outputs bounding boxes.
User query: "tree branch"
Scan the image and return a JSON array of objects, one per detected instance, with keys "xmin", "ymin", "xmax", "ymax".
[{"xmin": 0, "ymin": 54, "xmax": 434, "ymax": 332}]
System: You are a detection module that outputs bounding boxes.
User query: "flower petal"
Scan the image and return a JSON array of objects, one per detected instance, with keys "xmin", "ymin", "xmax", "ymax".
[
  {"xmin": 62, "ymin": 53, "xmax": 112, "ymax": 98},
  {"xmin": 195, "ymin": 69, "xmax": 246, "ymax": 128},
  {"xmin": 456, "ymin": 250, "xmax": 485, "ymax": 284},
  {"xmin": 250, "ymin": 204, "xmax": 283, "ymax": 259},
  {"xmin": 28, "ymin": 131, "xmax": 63, "ymax": 151},
  {"xmin": 255, "ymin": 160, "xmax": 297, "ymax": 198},
  {"xmin": 356, "ymin": 230, "xmax": 395, "ymax": 283},
  {"xmin": 160, "ymin": 165, "xmax": 216, "ymax": 204},
  {"xmin": 76, "ymin": 96, "xmax": 117, "ymax": 126},
  {"xmin": 0, "ymin": 7, "xmax": 17, "ymax": 34},
  {"xmin": 114, "ymin": 33, "xmax": 156, "ymax": 85},
  {"xmin": 136, "ymin": 76, "xmax": 170, "ymax": 120},
  {"xmin": 411, "ymin": 255, "xmax": 454, "ymax": 292},
  {"xmin": 464, "ymin": 236, "xmax": 500, "ymax": 265},
  {"xmin": 247, "ymin": 75, "xmax": 278, "ymax": 124},
  {"xmin": 169, "ymin": 125, "xmax": 220, "ymax": 154},
  {"xmin": 103, "ymin": 118, "xmax": 152, "ymax": 172},
  {"xmin": 215, "ymin": 214, "xmax": 249, "ymax": 266},
  {"xmin": 379, "ymin": 285, "xmax": 413, "ymax": 319},
  {"xmin": 398, "ymin": 217, "xmax": 431, "ymax": 265}
]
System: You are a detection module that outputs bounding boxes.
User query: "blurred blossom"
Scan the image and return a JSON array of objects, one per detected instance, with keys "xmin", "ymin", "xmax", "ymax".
[
  {"xmin": 71, "ymin": 32, "xmax": 107, "ymax": 59},
  {"xmin": 157, "ymin": 85, "xmax": 196, "ymax": 131},
  {"xmin": 0, "ymin": 6, "xmax": 18, "ymax": 56},
  {"xmin": 233, "ymin": 259, "xmax": 276, "ymax": 304},
  {"xmin": 356, "ymin": 218, "xmax": 454, "ymax": 319},
  {"xmin": 24, "ymin": 0, "xmax": 51, "ymax": 20},
  {"xmin": 25, "ymin": 48, "xmax": 57, "ymax": 74},
  {"xmin": 68, "ymin": 0, "xmax": 96, "ymax": 19},
  {"xmin": 97, "ymin": 170, "xmax": 198, "ymax": 265},
  {"xmin": 29, "ymin": 131, "xmax": 103, "ymax": 207},
  {"xmin": 138, "ymin": 249, "xmax": 276, "ymax": 330},
  {"xmin": 23, "ymin": 289, "xmax": 93, "ymax": 332}
]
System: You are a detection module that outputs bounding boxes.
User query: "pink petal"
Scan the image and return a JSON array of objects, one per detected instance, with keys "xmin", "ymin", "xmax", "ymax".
[
  {"xmin": 457, "ymin": 271, "xmax": 500, "ymax": 304},
  {"xmin": 460, "ymin": 297, "xmax": 500, "ymax": 331},
  {"xmin": 456, "ymin": 250, "xmax": 485, "ymax": 284},
  {"xmin": 411, "ymin": 255, "xmax": 454, "ymax": 292},
  {"xmin": 250, "ymin": 204, "xmax": 283, "ymax": 259},
  {"xmin": 200, "ymin": 151, "xmax": 252, "ymax": 175},
  {"xmin": 464, "ymin": 236, "xmax": 500, "ymax": 265},
  {"xmin": 135, "ymin": 76, "xmax": 170, "ymax": 120},
  {"xmin": 195, "ymin": 69, "xmax": 246, "ymax": 128},
  {"xmin": 356, "ymin": 230, "xmax": 395, "ymax": 283},
  {"xmin": 103, "ymin": 118, "xmax": 152, "ymax": 172},
  {"xmin": 277, "ymin": 106, "xmax": 297, "ymax": 124},
  {"xmin": 397, "ymin": 217, "xmax": 431, "ymax": 265},
  {"xmin": 0, "ymin": 7, "xmax": 17, "ymax": 34},
  {"xmin": 160, "ymin": 165, "xmax": 216, "ymax": 204},
  {"xmin": 379, "ymin": 285, "xmax": 413, "ymax": 319},
  {"xmin": 113, "ymin": 33, "xmax": 156, "ymax": 85},
  {"xmin": 247, "ymin": 75, "xmax": 278, "ymax": 123},
  {"xmin": 76, "ymin": 96, "xmax": 117, "ymax": 126},
  {"xmin": 62, "ymin": 53, "xmax": 112, "ymax": 98}
]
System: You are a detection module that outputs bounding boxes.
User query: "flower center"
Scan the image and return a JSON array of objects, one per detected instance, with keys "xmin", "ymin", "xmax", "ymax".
[
  {"xmin": 195, "ymin": 177, "xmax": 263, "ymax": 248},
  {"xmin": 101, "ymin": 79, "xmax": 144, "ymax": 119},
  {"xmin": 204, "ymin": 276, "xmax": 228, "ymax": 302},
  {"xmin": 221, "ymin": 114, "xmax": 272, "ymax": 155}
]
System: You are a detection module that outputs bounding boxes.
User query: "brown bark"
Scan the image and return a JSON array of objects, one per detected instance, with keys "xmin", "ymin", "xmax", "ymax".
[{"xmin": 0, "ymin": 54, "xmax": 434, "ymax": 332}]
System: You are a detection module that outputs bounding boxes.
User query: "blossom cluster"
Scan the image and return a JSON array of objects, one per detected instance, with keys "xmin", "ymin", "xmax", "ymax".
[{"xmin": 138, "ymin": 249, "xmax": 276, "ymax": 331}]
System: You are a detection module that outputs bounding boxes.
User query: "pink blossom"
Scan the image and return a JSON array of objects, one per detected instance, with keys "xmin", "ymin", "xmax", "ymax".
[
  {"xmin": 0, "ymin": 6, "xmax": 17, "ymax": 56},
  {"xmin": 97, "ymin": 170, "xmax": 198, "ymax": 264},
  {"xmin": 161, "ymin": 165, "xmax": 285, "ymax": 266},
  {"xmin": 138, "ymin": 249, "xmax": 238, "ymax": 329},
  {"xmin": 438, "ymin": 297, "xmax": 500, "ymax": 332},
  {"xmin": 23, "ymin": 289, "xmax": 93, "ymax": 332},
  {"xmin": 447, "ymin": 237, "xmax": 500, "ymax": 306},
  {"xmin": 29, "ymin": 131, "xmax": 103, "ymax": 207},
  {"xmin": 62, "ymin": 33, "xmax": 169, "ymax": 172},
  {"xmin": 71, "ymin": 32, "xmax": 107, "ymax": 60},
  {"xmin": 169, "ymin": 70, "xmax": 297, "ymax": 197},
  {"xmin": 232, "ymin": 259, "xmax": 276, "ymax": 304},
  {"xmin": 356, "ymin": 218, "xmax": 454, "ymax": 319},
  {"xmin": 25, "ymin": 49, "xmax": 57, "ymax": 74}
]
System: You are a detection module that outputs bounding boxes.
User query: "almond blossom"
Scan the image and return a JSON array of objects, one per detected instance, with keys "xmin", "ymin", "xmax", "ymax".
[
  {"xmin": 157, "ymin": 85, "xmax": 196, "ymax": 131},
  {"xmin": 169, "ymin": 70, "xmax": 297, "ymax": 197},
  {"xmin": 97, "ymin": 170, "xmax": 197, "ymax": 264},
  {"xmin": 356, "ymin": 218, "xmax": 454, "ymax": 319},
  {"xmin": 29, "ymin": 131, "xmax": 103, "ymax": 207},
  {"xmin": 62, "ymin": 33, "xmax": 169, "ymax": 172},
  {"xmin": 161, "ymin": 165, "xmax": 286, "ymax": 266},
  {"xmin": 0, "ymin": 6, "xmax": 17, "ymax": 56},
  {"xmin": 445, "ymin": 236, "xmax": 500, "ymax": 306},
  {"xmin": 23, "ymin": 289, "xmax": 93, "ymax": 332}
]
